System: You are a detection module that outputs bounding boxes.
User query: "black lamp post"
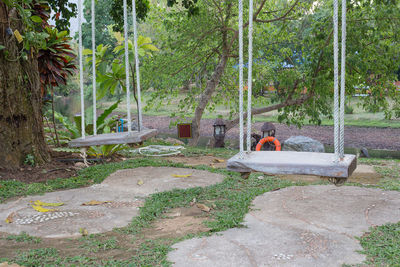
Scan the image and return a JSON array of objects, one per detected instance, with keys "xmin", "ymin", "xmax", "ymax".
[
  {"xmin": 261, "ymin": 122, "xmax": 276, "ymax": 138},
  {"xmin": 213, "ymin": 118, "xmax": 226, "ymax": 148}
]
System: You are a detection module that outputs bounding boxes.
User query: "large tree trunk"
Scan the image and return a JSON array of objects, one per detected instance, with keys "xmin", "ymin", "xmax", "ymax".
[
  {"xmin": 0, "ymin": 3, "xmax": 49, "ymax": 170},
  {"xmin": 189, "ymin": 56, "xmax": 228, "ymax": 146}
]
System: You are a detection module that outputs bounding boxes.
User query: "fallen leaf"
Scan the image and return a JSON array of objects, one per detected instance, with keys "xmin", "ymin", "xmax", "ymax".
[
  {"xmin": 5, "ymin": 212, "xmax": 16, "ymax": 223},
  {"xmin": 79, "ymin": 228, "xmax": 88, "ymax": 236},
  {"xmin": 81, "ymin": 200, "xmax": 110, "ymax": 206},
  {"xmin": 32, "ymin": 205, "xmax": 56, "ymax": 212},
  {"xmin": 172, "ymin": 174, "xmax": 192, "ymax": 178},
  {"xmin": 213, "ymin": 159, "xmax": 225, "ymax": 163},
  {"xmin": 137, "ymin": 180, "xmax": 144, "ymax": 185},
  {"xmin": 31, "ymin": 200, "xmax": 64, "ymax": 207},
  {"xmin": 196, "ymin": 203, "xmax": 211, "ymax": 212}
]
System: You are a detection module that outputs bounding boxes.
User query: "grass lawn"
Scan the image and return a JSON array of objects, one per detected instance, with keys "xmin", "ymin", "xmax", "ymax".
[
  {"xmin": 98, "ymin": 94, "xmax": 400, "ymax": 128},
  {"xmin": 0, "ymin": 147, "xmax": 399, "ymax": 266}
]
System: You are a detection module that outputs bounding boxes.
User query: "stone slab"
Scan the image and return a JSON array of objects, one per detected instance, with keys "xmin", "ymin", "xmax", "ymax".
[
  {"xmin": 227, "ymin": 151, "xmax": 357, "ymax": 178},
  {"xmin": 0, "ymin": 167, "xmax": 224, "ymax": 238},
  {"xmin": 69, "ymin": 129, "xmax": 158, "ymax": 147},
  {"xmin": 168, "ymin": 185, "xmax": 400, "ymax": 267}
]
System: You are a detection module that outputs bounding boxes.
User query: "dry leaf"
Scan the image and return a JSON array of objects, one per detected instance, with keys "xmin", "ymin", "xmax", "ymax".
[
  {"xmin": 32, "ymin": 205, "xmax": 56, "ymax": 212},
  {"xmin": 13, "ymin": 30, "xmax": 23, "ymax": 43},
  {"xmin": 172, "ymin": 174, "xmax": 192, "ymax": 178},
  {"xmin": 5, "ymin": 212, "xmax": 16, "ymax": 224},
  {"xmin": 31, "ymin": 200, "xmax": 64, "ymax": 207},
  {"xmin": 81, "ymin": 200, "xmax": 110, "ymax": 206},
  {"xmin": 213, "ymin": 159, "xmax": 225, "ymax": 163},
  {"xmin": 137, "ymin": 180, "xmax": 144, "ymax": 186},
  {"xmin": 79, "ymin": 228, "xmax": 88, "ymax": 236},
  {"xmin": 196, "ymin": 204, "xmax": 211, "ymax": 212}
]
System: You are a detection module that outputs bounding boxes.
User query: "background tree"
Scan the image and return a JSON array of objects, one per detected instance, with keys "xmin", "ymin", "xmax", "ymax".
[{"xmin": 143, "ymin": 0, "xmax": 400, "ymax": 145}]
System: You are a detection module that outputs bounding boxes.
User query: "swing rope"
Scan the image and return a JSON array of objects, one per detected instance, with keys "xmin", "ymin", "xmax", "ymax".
[
  {"xmin": 123, "ymin": 0, "xmax": 132, "ymax": 133},
  {"xmin": 132, "ymin": 0, "xmax": 143, "ymax": 131},
  {"xmin": 78, "ymin": 0, "xmax": 85, "ymax": 138},
  {"xmin": 91, "ymin": 0, "xmax": 97, "ymax": 135},
  {"xmin": 238, "ymin": 0, "xmax": 347, "ymax": 162},
  {"xmin": 238, "ymin": 0, "xmax": 244, "ymax": 158},
  {"xmin": 247, "ymin": 0, "xmax": 254, "ymax": 152}
]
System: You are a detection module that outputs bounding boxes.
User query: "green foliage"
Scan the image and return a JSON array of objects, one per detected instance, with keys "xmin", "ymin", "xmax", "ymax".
[
  {"xmin": 5, "ymin": 232, "xmax": 42, "ymax": 244},
  {"xmin": 24, "ymin": 154, "xmax": 36, "ymax": 167},
  {"xmin": 79, "ymin": 235, "xmax": 119, "ymax": 252}
]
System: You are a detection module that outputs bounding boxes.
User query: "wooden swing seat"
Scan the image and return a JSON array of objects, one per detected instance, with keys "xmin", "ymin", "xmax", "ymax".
[
  {"xmin": 227, "ymin": 151, "xmax": 357, "ymax": 178},
  {"xmin": 68, "ymin": 129, "xmax": 158, "ymax": 147}
]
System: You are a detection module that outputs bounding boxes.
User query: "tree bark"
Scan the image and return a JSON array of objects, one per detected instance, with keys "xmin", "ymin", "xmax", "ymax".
[
  {"xmin": 0, "ymin": 3, "xmax": 49, "ymax": 170},
  {"xmin": 188, "ymin": 55, "xmax": 228, "ymax": 146}
]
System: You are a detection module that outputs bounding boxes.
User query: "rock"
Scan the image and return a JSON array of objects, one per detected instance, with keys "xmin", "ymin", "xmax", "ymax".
[
  {"xmin": 163, "ymin": 137, "xmax": 185, "ymax": 146},
  {"xmin": 282, "ymin": 136, "xmax": 325, "ymax": 153},
  {"xmin": 74, "ymin": 162, "xmax": 86, "ymax": 168}
]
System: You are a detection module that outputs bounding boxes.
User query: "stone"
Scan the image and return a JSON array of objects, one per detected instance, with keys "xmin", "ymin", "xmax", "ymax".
[{"xmin": 282, "ymin": 136, "xmax": 325, "ymax": 152}]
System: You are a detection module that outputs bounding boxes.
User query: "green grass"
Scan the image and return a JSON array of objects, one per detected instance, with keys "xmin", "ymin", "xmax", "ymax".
[
  {"xmin": 79, "ymin": 235, "xmax": 119, "ymax": 253},
  {"xmin": 4, "ymin": 232, "xmax": 41, "ymax": 244},
  {"xmin": 357, "ymin": 222, "xmax": 400, "ymax": 266}
]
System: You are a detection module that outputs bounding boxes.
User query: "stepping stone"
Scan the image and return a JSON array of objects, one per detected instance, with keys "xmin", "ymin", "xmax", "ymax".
[
  {"xmin": 168, "ymin": 185, "xmax": 400, "ymax": 267},
  {"xmin": 0, "ymin": 167, "xmax": 223, "ymax": 238}
]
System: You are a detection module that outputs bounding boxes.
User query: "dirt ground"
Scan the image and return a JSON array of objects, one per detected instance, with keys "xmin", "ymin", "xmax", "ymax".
[{"xmin": 0, "ymin": 205, "xmax": 210, "ymax": 262}]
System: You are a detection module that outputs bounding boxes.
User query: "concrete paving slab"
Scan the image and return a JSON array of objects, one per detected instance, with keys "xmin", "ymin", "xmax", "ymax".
[
  {"xmin": 168, "ymin": 185, "xmax": 400, "ymax": 267},
  {"xmin": 0, "ymin": 167, "xmax": 224, "ymax": 238}
]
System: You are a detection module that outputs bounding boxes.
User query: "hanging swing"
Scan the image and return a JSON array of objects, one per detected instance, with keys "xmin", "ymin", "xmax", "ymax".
[
  {"xmin": 227, "ymin": 0, "xmax": 357, "ymax": 184},
  {"xmin": 69, "ymin": 0, "xmax": 157, "ymax": 148}
]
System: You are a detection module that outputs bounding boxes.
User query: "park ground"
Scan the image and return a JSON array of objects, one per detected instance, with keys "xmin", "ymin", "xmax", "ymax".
[{"xmin": 1, "ymin": 144, "xmax": 400, "ymax": 266}]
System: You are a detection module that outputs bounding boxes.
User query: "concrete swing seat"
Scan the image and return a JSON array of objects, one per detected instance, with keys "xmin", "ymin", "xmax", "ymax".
[
  {"xmin": 69, "ymin": 129, "xmax": 158, "ymax": 147},
  {"xmin": 227, "ymin": 151, "xmax": 357, "ymax": 178}
]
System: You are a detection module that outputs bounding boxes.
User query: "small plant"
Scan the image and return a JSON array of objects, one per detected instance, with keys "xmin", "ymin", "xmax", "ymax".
[
  {"xmin": 345, "ymin": 105, "xmax": 353, "ymax": 114},
  {"xmin": 5, "ymin": 232, "xmax": 41, "ymax": 244},
  {"xmin": 24, "ymin": 154, "xmax": 36, "ymax": 167}
]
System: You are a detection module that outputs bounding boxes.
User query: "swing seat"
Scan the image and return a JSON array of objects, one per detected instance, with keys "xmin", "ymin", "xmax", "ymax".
[
  {"xmin": 68, "ymin": 129, "xmax": 158, "ymax": 147},
  {"xmin": 227, "ymin": 151, "xmax": 357, "ymax": 178}
]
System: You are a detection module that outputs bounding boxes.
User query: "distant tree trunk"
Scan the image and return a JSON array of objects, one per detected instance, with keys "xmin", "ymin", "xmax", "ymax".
[
  {"xmin": 0, "ymin": 3, "xmax": 49, "ymax": 170},
  {"xmin": 189, "ymin": 56, "xmax": 228, "ymax": 146}
]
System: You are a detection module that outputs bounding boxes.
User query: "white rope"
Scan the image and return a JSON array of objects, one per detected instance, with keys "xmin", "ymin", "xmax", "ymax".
[
  {"xmin": 91, "ymin": 0, "xmax": 97, "ymax": 135},
  {"xmin": 238, "ymin": 0, "xmax": 244, "ymax": 157},
  {"xmin": 132, "ymin": 0, "xmax": 143, "ymax": 131},
  {"xmin": 123, "ymin": 0, "xmax": 132, "ymax": 133},
  {"xmin": 339, "ymin": 0, "xmax": 347, "ymax": 158},
  {"xmin": 247, "ymin": 0, "xmax": 254, "ymax": 152},
  {"xmin": 78, "ymin": 0, "xmax": 85, "ymax": 138},
  {"xmin": 333, "ymin": 0, "xmax": 339, "ymax": 161}
]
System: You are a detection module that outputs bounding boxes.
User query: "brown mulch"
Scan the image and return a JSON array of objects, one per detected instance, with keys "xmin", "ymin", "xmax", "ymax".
[{"xmin": 0, "ymin": 151, "xmax": 82, "ymax": 183}]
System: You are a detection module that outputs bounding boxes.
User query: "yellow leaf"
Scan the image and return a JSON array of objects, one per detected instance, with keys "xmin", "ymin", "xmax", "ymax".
[
  {"xmin": 31, "ymin": 200, "xmax": 64, "ymax": 207},
  {"xmin": 172, "ymin": 174, "xmax": 192, "ymax": 178},
  {"xmin": 5, "ymin": 212, "xmax": 16, "ymax": 223},
  {"xmin": 81, "ymin": 200, "xmax": 110, "ymax": 206},
  {"xmin": 14, "ymin": 30, "xmax": 23, "ymax": 43},
  {"xmin": 32, "ymin": 205, "xmax": 56, "ymax": 212},
  {"xmin": 79, "ymin": 228, "xmax": 88, "ymax": 236},
  {"xmin": 196, "ymin": 204, "xmax": 211, "ymax": 212},
  {"xmin": 137, "ymin": 180, "xmax": 144, "ymax": 186},
  {"xmin": 213, "ymin": 159, "xmax": 225, "ymax": 163}
]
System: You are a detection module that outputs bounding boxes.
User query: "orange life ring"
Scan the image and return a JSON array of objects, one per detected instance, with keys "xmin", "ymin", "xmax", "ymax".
[{"xmin": 255, "ymin": 136, "xmax": 281, "ymax": 151}]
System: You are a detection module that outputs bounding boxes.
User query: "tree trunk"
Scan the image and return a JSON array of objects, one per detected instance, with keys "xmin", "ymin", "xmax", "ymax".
[
  {"xmin": 188, "ymin": 56, "xmax": 228, "ymax": 146},
  {"xmin": 0, "ymin": 4, "xmax": 50, "ymax": 170}
]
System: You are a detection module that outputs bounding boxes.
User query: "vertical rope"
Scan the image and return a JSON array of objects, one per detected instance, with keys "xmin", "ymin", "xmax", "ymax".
[
  {"xmin": 132, "ymin": 0, "xmax": 142, "ymax": 131},
  {"xmin": 123, "ymin": 0, "xmax": 132, "ymax": 133},
  {"xmin": 333, "ymin": 0, "xmax": 339, "ymax": 161},
  {"xmin": 339, "ymin": 0, "xmax": 347, "ymax": 158},
  {"xmin": 78, "ymin": 0, "xmax": 85, "ymax": 138},
  {"xmin": 91, "ymin": 0, "xmax": 97, "ymax": 135},
  {"xmin": 246, "ymin": 0, "xmax": 253, "ymax": 152},
  {"xmin": 238, "ymin": 0, "xmax": 244, "ymax": 157}
]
